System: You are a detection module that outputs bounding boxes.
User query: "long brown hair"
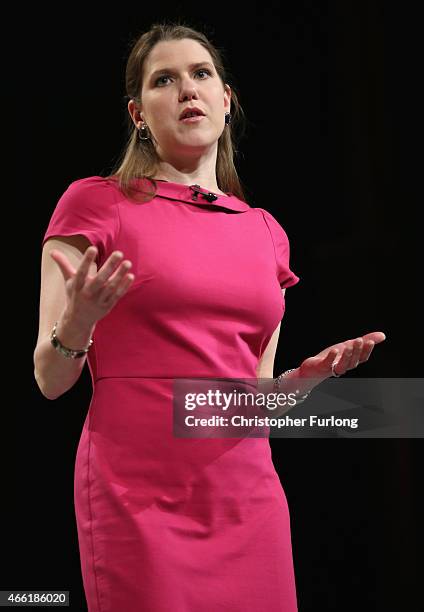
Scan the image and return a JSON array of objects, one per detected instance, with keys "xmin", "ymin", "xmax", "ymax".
[{"xmin": 104, "ymin": 21, "xmax": 248, "ymax": 203}]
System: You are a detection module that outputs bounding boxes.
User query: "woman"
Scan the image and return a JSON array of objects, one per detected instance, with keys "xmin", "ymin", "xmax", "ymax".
[{"xmin": 34, "ymin": 22, "xmax": 385, "ymax": 612}]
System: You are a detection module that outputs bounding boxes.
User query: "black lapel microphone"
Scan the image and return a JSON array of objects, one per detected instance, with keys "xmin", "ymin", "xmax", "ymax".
[{"xmin": 189, "ymin": 184, "xmax": 218, "ymax": 203}]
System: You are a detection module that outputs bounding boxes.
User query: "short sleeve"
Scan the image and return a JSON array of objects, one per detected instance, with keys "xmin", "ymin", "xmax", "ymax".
[
  {"xmin": 258, "ymin": 208, "xmax": 300, "ymax": 289},
  {"xmin": 41, "ymin": 176, "xmax": 120, "ymax": 267}
]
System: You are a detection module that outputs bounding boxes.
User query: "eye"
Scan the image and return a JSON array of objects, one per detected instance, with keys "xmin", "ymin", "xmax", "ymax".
[
  {"xmin": 155, "ymin": 68, "xmax": 212, "ymax": 87},
  {"xmin": 197, "ymin": 68, "xmax": 211, "ymax": 78}
]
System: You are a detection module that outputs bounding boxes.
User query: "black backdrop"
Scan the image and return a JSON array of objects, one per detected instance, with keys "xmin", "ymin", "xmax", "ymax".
[{"xmin": 7, "ymin": 2, "xmax": 420, "ymax": 611}]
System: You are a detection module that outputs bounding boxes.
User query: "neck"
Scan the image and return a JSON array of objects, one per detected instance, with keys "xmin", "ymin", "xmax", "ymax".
[
  {"xmin": 153, "ymin": 172, "xmax": 226, "ymax": 196},
  {"xmin": 153, "ymin": 149, "xmax": 225, "ymax": 195}
]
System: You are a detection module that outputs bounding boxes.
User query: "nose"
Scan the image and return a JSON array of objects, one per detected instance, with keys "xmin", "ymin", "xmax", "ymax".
[{"xmin": 178, "ymin": 80, "xmax": 199, "ymax": 103}]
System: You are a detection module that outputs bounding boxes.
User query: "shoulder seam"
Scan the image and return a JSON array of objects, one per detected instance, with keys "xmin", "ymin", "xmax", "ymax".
[{"xmin": 258, "ymin": 208, "xmax": 279, "ymax": 276}]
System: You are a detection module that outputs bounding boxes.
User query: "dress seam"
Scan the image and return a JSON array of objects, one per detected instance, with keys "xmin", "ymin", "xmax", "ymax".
[
  {"xmin": 257, "ymin": 210, "xmax": 285, "ymax": 313},
  {"xmin": 115, "ymin": 198, "xmax": 123, "ymax": 249},
  {"xmin": 258, "ymin": 209, "xmax": 279, "ymax": 281},
  {"xmin": 87, "ymin": 430, "xmax": 103, "ymax": 612},
  {"xmin": 93, "ymin": 375, "xmax": 258, "ymax": 382}
]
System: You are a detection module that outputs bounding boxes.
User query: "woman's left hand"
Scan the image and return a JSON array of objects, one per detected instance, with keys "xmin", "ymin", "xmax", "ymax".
[{"xmin": 298, "ymin": 331, "xmax": 387, "ymax": 380}]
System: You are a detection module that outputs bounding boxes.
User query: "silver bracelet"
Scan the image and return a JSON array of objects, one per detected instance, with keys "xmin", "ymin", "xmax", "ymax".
[
  {"xmin": 273, "ymin": 368, "xmax": 310, "ymax": 403},
  {"xmin": 50, "ymin": 321, "xmax": 93, "ymax": 359}
]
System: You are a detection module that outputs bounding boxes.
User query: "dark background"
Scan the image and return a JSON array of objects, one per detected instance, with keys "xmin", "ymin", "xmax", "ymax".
[{"xmin": 7, "ymin": 2, "xmax": 420, "ymax": 610}]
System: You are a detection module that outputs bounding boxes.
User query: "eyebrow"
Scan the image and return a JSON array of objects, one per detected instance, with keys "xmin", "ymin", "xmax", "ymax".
[{"xmin": 149, "ymin": 61, "xmax": 214, "ymax": 80}]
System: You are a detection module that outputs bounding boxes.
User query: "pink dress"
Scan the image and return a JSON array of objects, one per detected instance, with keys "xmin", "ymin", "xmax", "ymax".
[{"xmin": 41, "ymin": 176, "xmax": 300, "ymax": 612}]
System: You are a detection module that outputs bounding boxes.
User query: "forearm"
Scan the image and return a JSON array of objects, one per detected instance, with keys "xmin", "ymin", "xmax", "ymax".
[{"xmin": 34, "ymin": 310, "xmax": 96, "ymax": 400}]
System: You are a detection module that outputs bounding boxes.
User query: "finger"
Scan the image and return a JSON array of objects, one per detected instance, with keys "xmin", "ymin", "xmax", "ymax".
[
  {"xmin": 360, "ymin": 340, "xmax": 375, "ymax": 362},
  {"xmin": 49, "ymin": 249, "xmax": 77, "ymax": 281},
  {"xmin": 115, "ymin": 272, "xmax": 135, "ymax": 297},
  {"xmin": 98, "ymin": 260, "xmax": 132, "ymax": 302},
  {"xmin": 333, "ymin": 346, "xmax": 354, "ymax": 376},
  {"xmin": 73, "ymin": 246, "xmax": 99, "ymax": 291},
  {"xmin": 100, "ymin": 271, "xmax": 135, "ymax": 308},
  {"xmin": 362, "ymin": 331, "xmax": 386, "ymax": 344},
  {"xmin": 89, "ymin": 251, "xmax": 125, "ymax": 293},
  {"xmin": 348, "ymin": 337, "xmax": 364, "ymax": 369},
  {"xmin": 326, "ymin": 348, "xmax": 340, "ymax": 366},
  {"xmin": 324, "ymin": 348, "xmax": 341, "ymax": 376}
]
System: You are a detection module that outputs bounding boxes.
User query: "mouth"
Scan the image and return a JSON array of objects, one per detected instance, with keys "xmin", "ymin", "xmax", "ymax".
[
  {"xmin": 179, "ymin": 107, "xmax": 206, "ymax": 121},
  {"xmin": 179, "ymin": 115, "xmax": 206, "ymax": 124}
]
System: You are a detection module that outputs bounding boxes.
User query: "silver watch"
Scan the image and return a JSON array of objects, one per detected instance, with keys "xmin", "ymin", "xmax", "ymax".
[{"xmin": 50, "ymin": 321, "xmax": 93, "ymax": 359}]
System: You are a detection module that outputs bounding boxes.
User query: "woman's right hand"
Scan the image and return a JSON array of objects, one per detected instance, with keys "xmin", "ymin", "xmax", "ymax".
[{"xmin": 49, "ymin": 246, "xmax": 135, "ymax": 327}]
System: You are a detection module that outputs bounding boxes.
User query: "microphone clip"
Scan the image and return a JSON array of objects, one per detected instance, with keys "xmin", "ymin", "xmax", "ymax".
[{"xmin": 190, "ymin": 184, "xmax": 218, "ymax": 203}]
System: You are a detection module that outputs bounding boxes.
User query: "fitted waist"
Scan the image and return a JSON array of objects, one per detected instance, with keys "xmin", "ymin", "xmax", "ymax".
[
  {"xmin": 93, "ymin": 375, "xmax": 260, "ymax": 394},
  {"xmin": 94, "ymin": 375, "xmax": 259, "ymax": 382}
]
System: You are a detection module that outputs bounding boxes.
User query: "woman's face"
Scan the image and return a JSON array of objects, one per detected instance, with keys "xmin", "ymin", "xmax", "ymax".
[{"xmin": 135, "ymin": 38, "xmax": 231, "ymax": 158}]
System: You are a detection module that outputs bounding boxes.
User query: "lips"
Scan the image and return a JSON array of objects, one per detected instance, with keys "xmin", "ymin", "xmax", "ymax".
[
  {"xmin": 180, "ymin": 115, "xmax": 205, "ymax": 124},
  {"xmin": 179, "ymin": 107, "xmax": 205, "ymax": 120}
]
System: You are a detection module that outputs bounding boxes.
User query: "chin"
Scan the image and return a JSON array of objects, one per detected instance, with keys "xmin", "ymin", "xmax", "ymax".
[{"xmin": 173, "ymin": 134, "xmax": 217, "ymax": 149}]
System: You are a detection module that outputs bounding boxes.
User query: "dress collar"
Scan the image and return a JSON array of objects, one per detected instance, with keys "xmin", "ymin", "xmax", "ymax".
[{"xmin": 135, "ymin": 178, "xmax": 250, "ymax": 213}]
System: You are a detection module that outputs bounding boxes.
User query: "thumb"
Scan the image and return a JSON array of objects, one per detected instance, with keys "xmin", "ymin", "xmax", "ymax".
[{"xmin": 49, "ymin": 249, "xmax": 76, "ymax": 282}]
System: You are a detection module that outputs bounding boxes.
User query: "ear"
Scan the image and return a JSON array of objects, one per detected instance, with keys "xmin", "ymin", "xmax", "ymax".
[
  {"xmin": 128, "ymin": 98, "xmax": 143, "ymax": 126},
  {"xmin": 224, "ymin": 84, "xmax": 232, "ymax": 113}
]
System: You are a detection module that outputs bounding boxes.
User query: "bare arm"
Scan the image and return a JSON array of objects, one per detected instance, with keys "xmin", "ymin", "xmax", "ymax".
[
  {"xmin": 34, "ymin": 235, "xmax": 135, "ymax": 400},
  {"xmin": 33, "ymin": 235, "xmax": 98, "ymax": 400},
  {"xmin": 255, "ymin": 288, "xmax": 310, "ymax": 407},
  {"xmin": 255, "ymin": 288, "xmax": 385, "ymax": 417}
]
